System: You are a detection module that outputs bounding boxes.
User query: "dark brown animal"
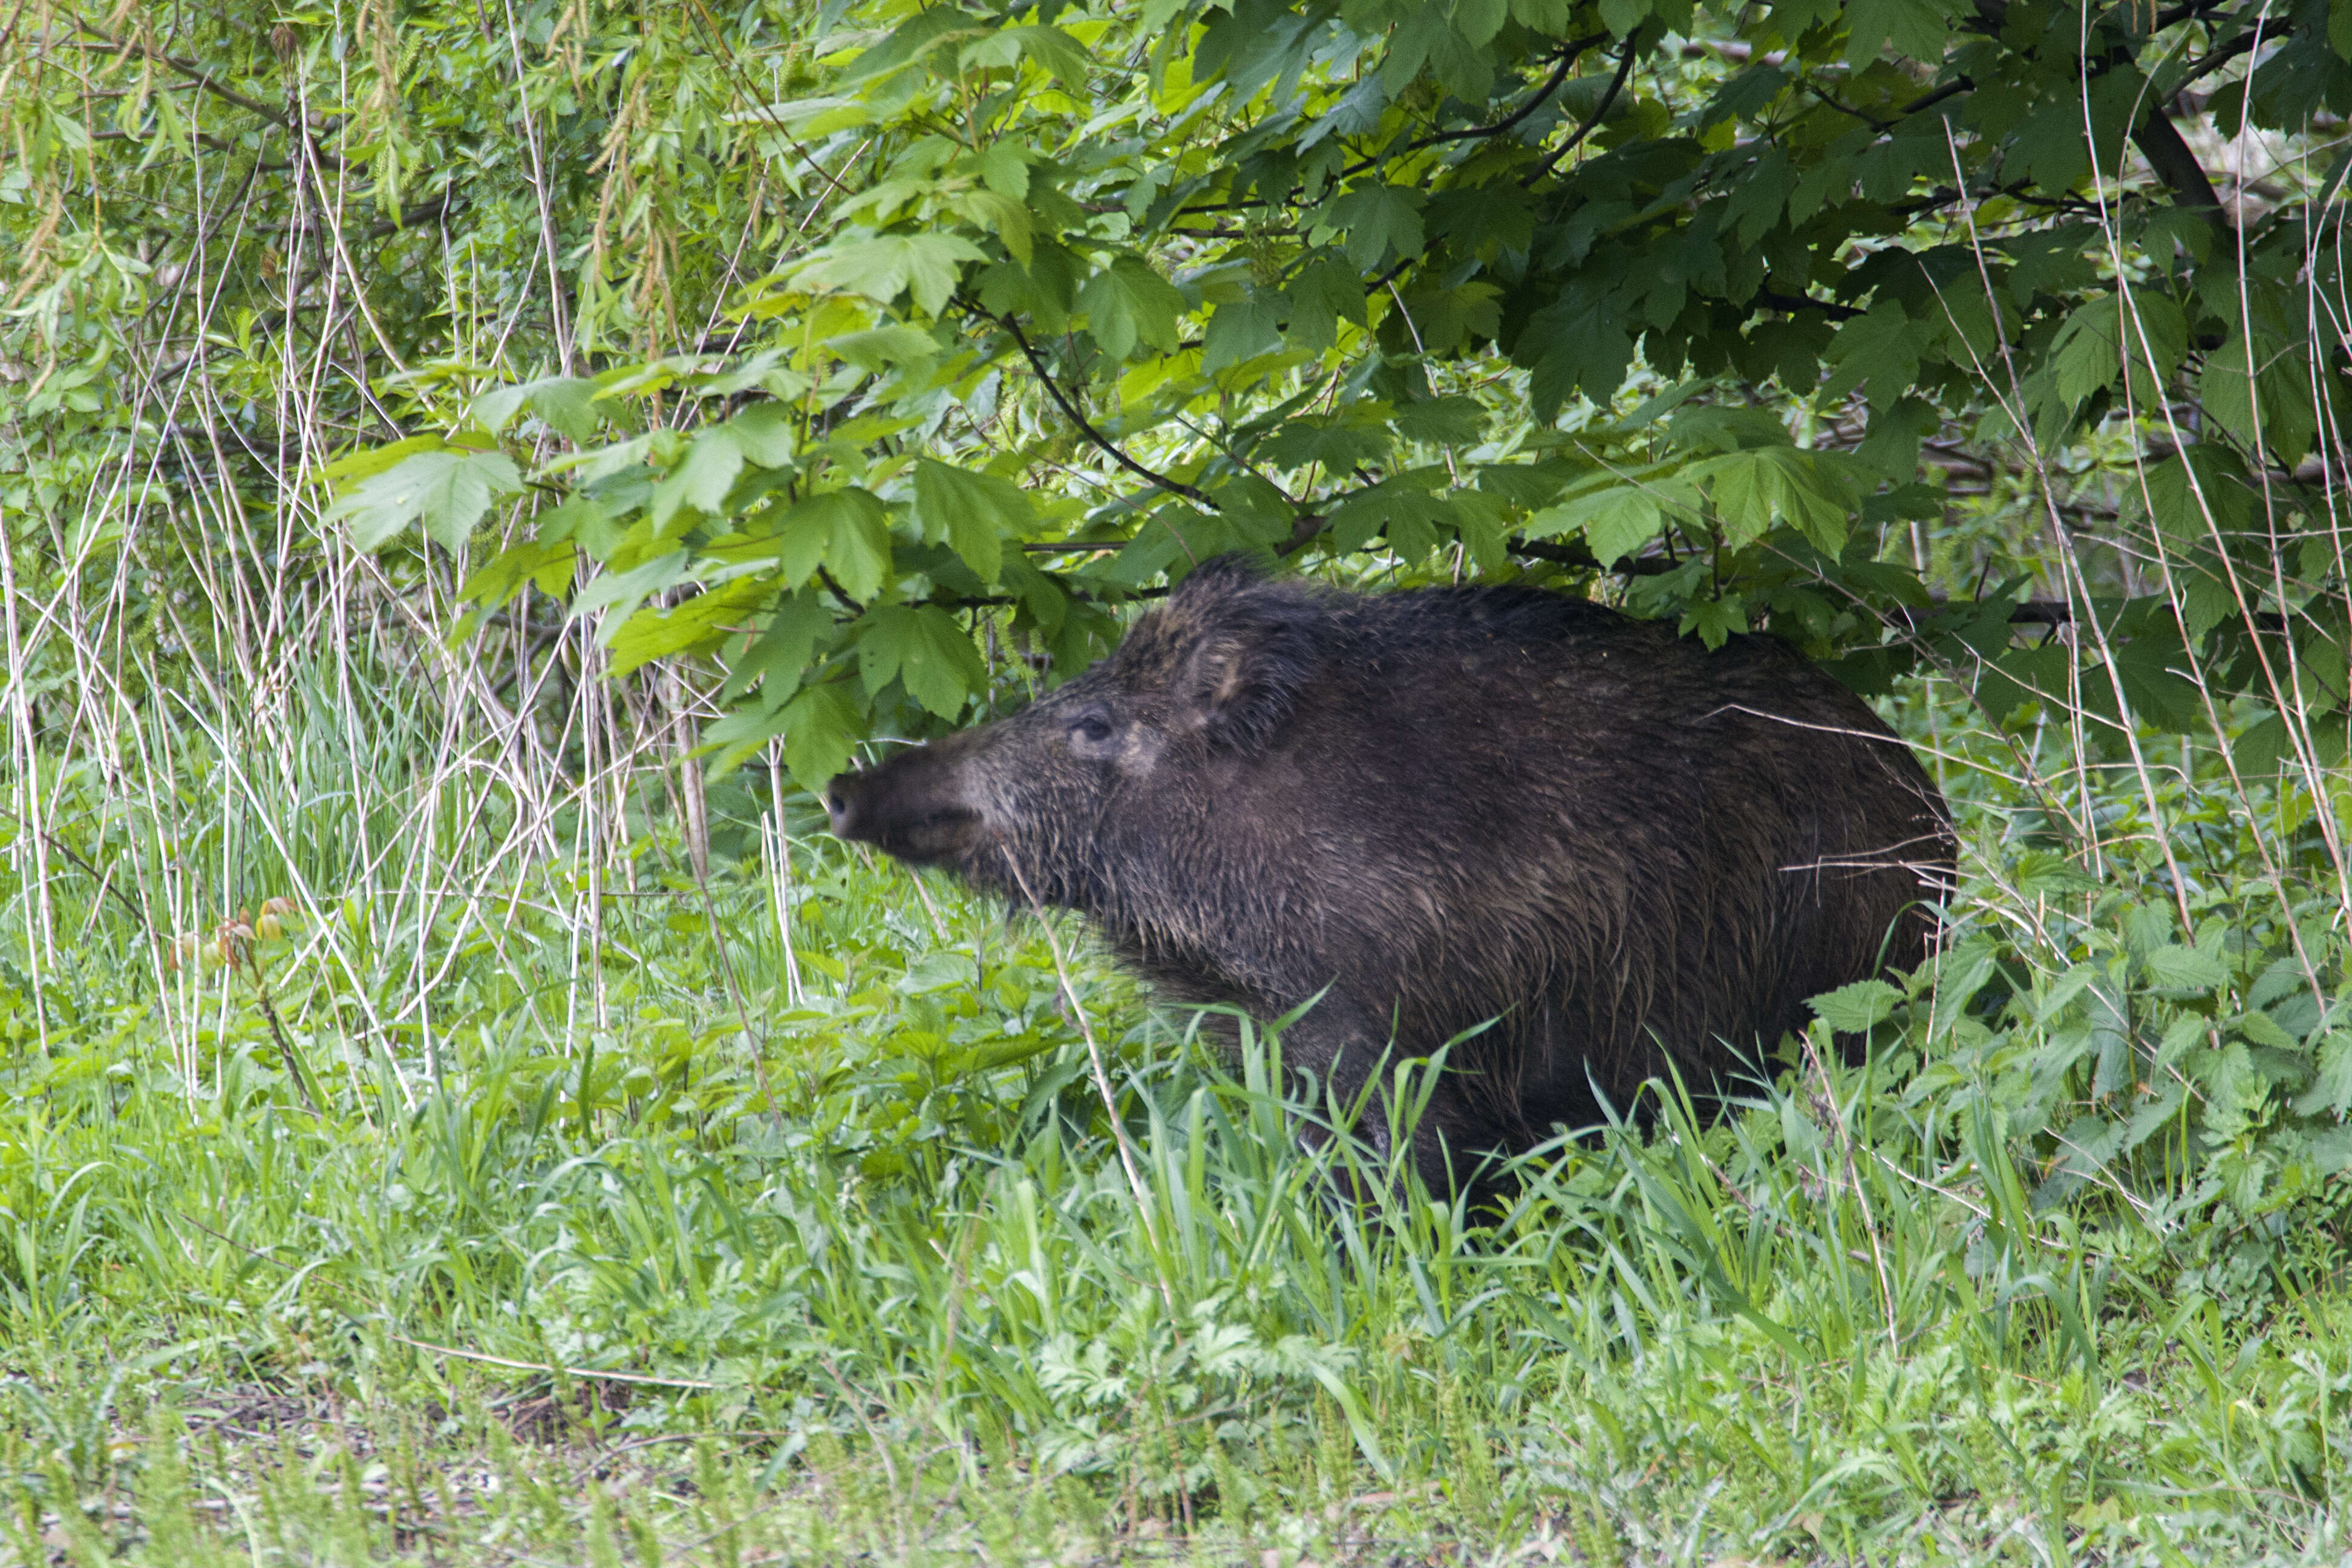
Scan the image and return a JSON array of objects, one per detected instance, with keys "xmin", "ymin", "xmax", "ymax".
[{"xmin": 825, "ymin": 555, "xmax": 1952, "ymax": 1192}]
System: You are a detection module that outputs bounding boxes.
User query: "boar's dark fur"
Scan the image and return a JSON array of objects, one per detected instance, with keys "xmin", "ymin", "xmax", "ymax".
[{"xmin": 826, "ymin": 555, "xmax": 1952, "ymax": 1192}]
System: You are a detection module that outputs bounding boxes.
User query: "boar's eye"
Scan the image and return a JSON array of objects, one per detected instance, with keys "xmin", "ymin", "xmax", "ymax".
[{"xmin": 1069, "ymin": 713, "xmax": 1114, "ymax": 746}]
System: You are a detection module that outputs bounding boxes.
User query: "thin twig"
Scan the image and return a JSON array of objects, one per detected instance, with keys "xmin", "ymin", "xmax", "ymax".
[
  {"xmin": 973, "ymin": 302, "xmax": 1218, "ymax": 511},
  {"xmin": 67, "ymin": 16, "xmax": 345, "ymax": 167},
  {"xmin": 998, "ymin": 847, "xmax": 1176, "ymax": 1312},
  {"xmin": 1525, "ymin": 34, "xmax": 1639, "ymax": 185},
  {"xmin": 247, "ymin": 975, "xmax": 320, "ymax": 1116},
  {"xmin": 385, "ymin": 1333, "xmax": 719, "ymax": 1390},
  {"xmin": 0, "ymin": 802, "xmax": 149, "ymax": 927},
  {"xmin": 1407, "ymin": 36, "xmax": 1605, "ymax": 151}
]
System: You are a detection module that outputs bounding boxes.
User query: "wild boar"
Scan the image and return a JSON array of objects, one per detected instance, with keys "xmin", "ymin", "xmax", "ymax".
[{"xmin": 825, "ymin": 554, "xmax": 1952, "ymax": 1192}]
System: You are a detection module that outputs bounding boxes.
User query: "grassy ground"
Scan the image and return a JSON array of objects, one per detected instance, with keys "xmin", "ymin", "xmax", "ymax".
[{"xmin": 4, "ymin": 641, "xmax": 2352, "ymax": 1566}]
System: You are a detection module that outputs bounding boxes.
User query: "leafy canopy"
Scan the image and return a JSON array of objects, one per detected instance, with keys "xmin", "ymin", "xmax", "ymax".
[{"xmin": 7, "ymin": 0, "xmax": 2348, "ymax": 788}]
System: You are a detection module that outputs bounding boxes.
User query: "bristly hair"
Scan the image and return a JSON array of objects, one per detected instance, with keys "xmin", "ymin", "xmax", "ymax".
[
  {"xmin": 1154, "ymin": 554, "xmax": 1326, "ymax": 755},
  {"xmin": 1169, "ymin": 550, "xmax": 1275, "ymax": 596}
]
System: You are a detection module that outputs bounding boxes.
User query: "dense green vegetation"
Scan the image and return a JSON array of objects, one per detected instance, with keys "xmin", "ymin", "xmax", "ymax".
[
  {"xmin": 8, "ymin": 0, "xmax": 2352, "ymax": 1558},
  {"xmin": 1, "ymin": 691, "xmax": 2351, "ymax": 1562}
]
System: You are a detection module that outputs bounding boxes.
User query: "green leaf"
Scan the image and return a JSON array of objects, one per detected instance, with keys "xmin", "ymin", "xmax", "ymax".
[
  {"xmin": 1844, "ymin": 0, "xmax": 1958, "ymax": 67},
  {"xmin": 1720, "ymin": 146, "xmax": 1796, "ymax": 247},
  {"xmin": 608, "ymin": 579, "xmax": 768, "ymax": 677},
  {"xmin": 1005, "ymin": 24, "xmax": 1091, "ymax": 91},
  {"xmin": 1286, "ymin": 255, "xmax": 1367, "ymax": 353},
  {"xmin": 1528, "ymin": 486, "xmax": 1661, "ymax": 566},
  {"xmin": 2010, "ymin": 98, "xmax": 2090, "ymax": 195},
  {"xmin": 1263, "ymin": 416, "xmax": 1392, "ymax": 472},
  {"xmin": 1325, "ymin": 181, "xmax": 1425, "ymax": 272},
  {"xmin": 781, "ymin": 681, "xmax": 863, "ymax": 793},
  {"xmin": 2295, "ymin": 1031, "xmax": 2352, "ymax": 1117},
  {"xmin": 327, "ymin": 448, "xmax": 522, "ymax": 552},
  {"xmin": 841, "ymin": 5, "xmax": 975, "ymax": 82},
  {"xmin": 1666, "ymin": 404, "xmax": 1789, "ymax": 454},
  {"xmin": 2143, "ymin": 443, "xmax": 2252, "ymax": 547},
  {"xmin": 1854, "ymin": 396, "xmax": 1940, "ymax": 481},
  {"xmin": 573, "ymin": 549, "xmax": 693, "ymax": 632},
  {"xmin": 1379, "ymin": 8, "xmax": 1457, "ymax": 94},
  {"xmin": 539, "ymin": 495, "xmax": 627, "ymax": 563},
  {"xmin": 1077, "ymin": 256, "xmax": 1185, "ymax": 361},
  {"xmin": 2143, "ymin": 944, "xmax": 2227, "ymax": 992},
  {"xmin": 1680, "ymin": 593, "xmax": 1748, "ymax": 650},
  {"xmin": 949, "ymin": 188, "xmax": 1034, "ymax": 264},
  {"xmin": 528, "ymin": 377, "xmax": 606, "ymax": 443},
  {"xmin": 700, "ymin": 701, "xmax": 797, "ymax": 777},
  {"xmin": 980, "ymin": 141, "xmax": 1030, "ymax": 198},
  {"xmin": 1450, "ymin": 489, "xmax": 1512, "ymax": 572},
  {"xmin": 1811, "ymin": 978, "xmax": 1903, "ymax": 1032},
  {"xmin": 857, "ymin": 605, "xmax": 988, "ymax": 717},
  {"xmin": 825, "ymin": 491, "xmax": 895, "ymax": 603},
  {"xmin": 2050, "ymin": 294, "xmax": 2123, "ymax": 410},
  {"xmin": 2198, "ymin": 328, "xmax": 2316, "ymax": 466},
  {"xmin": 2116, "ymin": 290, "xmax": 2187, "ymax": 390},
  {"xmin": 1327, "ymin": 482, "xmax": 1451, "ymax": 555},
  {"xmin": 1453, "ymin": 0, "xmax": 1508, "ymax": 46},
  {"xmin": 1818, "ymin": 299, "xmax": 1932, "ymax": 409},
  {"xmin": 777, "ymin": 489, "xmax": 892, "ymax": 598},
  {"xmin": 477, "ymin": 375, "xmax": 606, "ymax": 442},
  {"xmin": 649, "ymin": 407, "xmax": 794, "ymax": 532},
  {"xmin": 797, "ymin": 232, "xmax": 989, "ymax": 316},
  {"xmin": 1699, "ymin": 452, "xmax": 1775, "ymax": 548},
  {"xmin": 830, "ymin": 324, "xmax": 940, "ymax": 373},
  {"xmin": 1390, "ymin": 396, "xmax": 1486, "ymax": 445},
  {"xmin": 1203, "ymin": 293, "xmax": 1287, "ymax": 373},
  {"xmin": 656, "ymin": 429, "xmax": 746, "ymax": 532},
  {"xmin": 912, "ymin": 460, "xmax": 1027, "ymax": 584},
  {"xmin": 720, "ymin": 590, "xmax": 838, "ymax": 711},
  {"xmin": 1302, "ymin": 1356, "xmax": 1394, "ymax": 1483},
  {"xmin": 318, "ymin": 433, "xmax": 444, "ymax": 487},
  {"xmin": 457, "ymin": 537, "xmax": 574, "ymax": 610},
  {"xmin": 1721, "ymin": 446, "xmax": 1857, "ymax": 555},
  {"xmin": 473, "ymin": 384, "xmax": 532, "ymax": 435}
]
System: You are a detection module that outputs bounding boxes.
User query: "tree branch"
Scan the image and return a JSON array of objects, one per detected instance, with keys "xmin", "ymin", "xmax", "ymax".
[
  {"xmin": 973, "ymin": 302, "xmax": 1221, "ymax": 509},
  {"xmin": 2165, "ymin": 28, "xmax": 2260, "ymax": 96},
  {"xmin": 1756, "ymin": 289, "xmax": 1864, "ymax": 321},
  {"xmin": 68, "ymin": 17, "xmax": 346, "ymax": 169},
  {"xmin": 1971, "ymin": 0, "xmax": 2232, "ymax": 230},
  {"xmin": 1408, "ymin": 34, "xmax": 1608, "ymax": 151},
  {"xmin": 1510, "ymin": 537, "xmax": 1683, "ymax": 573},
  {"xmin": 1524, "ymin": 34, "xmax": 1639, "ymax": 186},
  {"xmin": 2132, "ymin": 110, "xmax": 2229, "ymax": 224},
  {"xmin": 1183, "ymin": 38, "xmax": 1614, "ymax": 220},
  {"xmin": 364, "ymin": 193, "xmax": 463, "ymax": 240}
]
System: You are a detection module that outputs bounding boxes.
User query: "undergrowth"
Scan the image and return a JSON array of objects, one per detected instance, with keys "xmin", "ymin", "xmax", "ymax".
[{"xmin": 2, "ymin": 648, "xmax": 2352, "ymax": 1566}]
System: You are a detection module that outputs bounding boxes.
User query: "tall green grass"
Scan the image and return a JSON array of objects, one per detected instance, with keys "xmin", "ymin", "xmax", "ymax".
[{"xmin": 4, "ymin": 638, "xmax": 2352, "ymax": 1564}]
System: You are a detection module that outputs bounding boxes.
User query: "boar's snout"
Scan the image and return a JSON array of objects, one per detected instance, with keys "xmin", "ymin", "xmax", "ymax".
[{"xmin": 824, "ymin": 751, "xmax": 984, "ymax": 866}]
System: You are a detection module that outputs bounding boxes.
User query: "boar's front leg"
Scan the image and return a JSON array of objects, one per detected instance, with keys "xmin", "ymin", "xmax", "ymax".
[{"xmin": 1258, "ymin": 993, "xmax": 1483, "ymax": 1191}]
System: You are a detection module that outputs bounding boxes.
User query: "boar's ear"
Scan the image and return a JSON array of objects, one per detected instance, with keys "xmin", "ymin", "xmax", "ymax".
[{"xmin": 1177, "ymin": 605, "xmax": 1318, "ymax": 754}]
